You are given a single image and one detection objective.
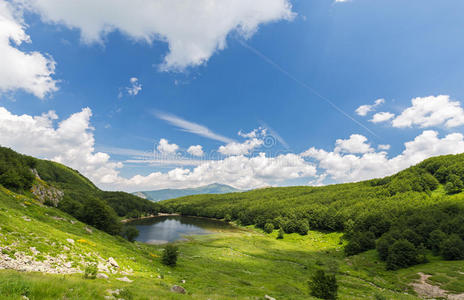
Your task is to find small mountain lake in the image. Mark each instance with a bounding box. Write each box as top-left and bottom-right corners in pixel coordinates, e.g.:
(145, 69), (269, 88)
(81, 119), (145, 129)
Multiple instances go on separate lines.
(131, 216), (235, 244)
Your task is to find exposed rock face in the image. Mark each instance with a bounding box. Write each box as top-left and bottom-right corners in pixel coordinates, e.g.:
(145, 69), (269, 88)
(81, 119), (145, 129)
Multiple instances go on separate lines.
(171, 285), (186, 294)
(0, 246), (80, 274)
(30, 171), (64, 207)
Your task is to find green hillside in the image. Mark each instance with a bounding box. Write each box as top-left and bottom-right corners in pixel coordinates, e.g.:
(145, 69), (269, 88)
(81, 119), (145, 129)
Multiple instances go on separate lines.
(0, 146), (160, 235)
(161, 153), (464, 269)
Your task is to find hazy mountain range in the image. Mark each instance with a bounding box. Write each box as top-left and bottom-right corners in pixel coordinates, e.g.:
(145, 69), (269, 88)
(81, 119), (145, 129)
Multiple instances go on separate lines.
(133, 183), (242, 202)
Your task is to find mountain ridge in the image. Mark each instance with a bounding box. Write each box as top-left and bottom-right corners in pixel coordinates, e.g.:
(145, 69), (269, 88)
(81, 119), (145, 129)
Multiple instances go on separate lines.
(133, 183), (242, 202)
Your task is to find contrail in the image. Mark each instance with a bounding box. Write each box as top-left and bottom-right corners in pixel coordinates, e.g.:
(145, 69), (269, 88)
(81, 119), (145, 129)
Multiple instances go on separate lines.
(238, 40), (379, 139)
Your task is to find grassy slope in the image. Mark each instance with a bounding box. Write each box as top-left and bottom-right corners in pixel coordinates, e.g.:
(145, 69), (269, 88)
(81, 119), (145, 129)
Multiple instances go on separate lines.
(2, 185), (464, 299)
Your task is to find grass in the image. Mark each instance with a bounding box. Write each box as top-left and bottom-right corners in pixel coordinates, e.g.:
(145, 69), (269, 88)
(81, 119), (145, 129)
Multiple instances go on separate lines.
(1, 186), (464, 299)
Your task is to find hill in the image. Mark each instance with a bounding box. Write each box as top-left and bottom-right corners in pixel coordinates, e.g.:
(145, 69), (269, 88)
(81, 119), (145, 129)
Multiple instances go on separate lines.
(161, 153), (464, 270)
(0, 146), (160, 235)
(133, 183), (241, 202)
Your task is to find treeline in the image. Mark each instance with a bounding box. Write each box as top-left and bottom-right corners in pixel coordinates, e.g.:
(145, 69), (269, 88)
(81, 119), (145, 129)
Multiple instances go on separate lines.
(160, 153), (464, 269)
(0, 147), (36, 192)
(0, 146), (160, 235)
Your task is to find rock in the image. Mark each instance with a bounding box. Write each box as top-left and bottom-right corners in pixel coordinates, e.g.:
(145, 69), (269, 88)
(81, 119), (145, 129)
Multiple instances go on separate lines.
(120, 271), (129, 275)
(66, 239), (74, 244)
(116, 276), (133, 283)
(171, 285), (186, 294)
(108, 257), (119, 268)
(85, 227), (93, 234)
(181, 279), (186, 284)
(22, 216), (31, 222)
(97, 273), (109, 279)
(30, 247), (40, 255)
(265, 295), (276, 300)
(63, 246), (70, 251)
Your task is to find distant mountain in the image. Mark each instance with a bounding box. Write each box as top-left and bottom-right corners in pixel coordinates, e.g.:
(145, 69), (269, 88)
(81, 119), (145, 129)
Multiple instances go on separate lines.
(133, 183), (242, 202)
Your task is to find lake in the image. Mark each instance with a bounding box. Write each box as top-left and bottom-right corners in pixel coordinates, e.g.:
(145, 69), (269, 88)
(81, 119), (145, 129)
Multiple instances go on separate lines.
(131, 216), (235, 244)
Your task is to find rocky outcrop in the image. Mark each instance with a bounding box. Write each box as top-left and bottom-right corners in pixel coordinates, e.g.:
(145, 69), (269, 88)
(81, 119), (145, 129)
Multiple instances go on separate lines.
(30, 173), (64, 207)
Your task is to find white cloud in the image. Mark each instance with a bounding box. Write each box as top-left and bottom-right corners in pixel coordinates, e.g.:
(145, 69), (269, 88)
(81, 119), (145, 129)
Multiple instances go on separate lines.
(334, 134), (373, 154)
(20, 0), (295, 71)
(0, 106), (121, 185)
(370, 112), (395, 123)
(157, 138), (178, 154)
(121, 153), (317, 191)
(302, 130), (464, 183)
(0, 1), (57, 98)
(155, 111), (234, 143)
(355, 98), (384, 116)
(127, 77), (142, 96)
(392, 95), (464, 128)
(187, 145), (204, 157)
(378, 144), (391, 150)
(219, 138), (264, 156)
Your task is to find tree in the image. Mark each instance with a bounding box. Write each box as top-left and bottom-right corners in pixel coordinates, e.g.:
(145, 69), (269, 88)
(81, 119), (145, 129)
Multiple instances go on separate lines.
(386, 239), (418, 270)
(428, 230), (446, 255)
(445, 174), (464, 194)
(122, 225), (139, 242)
(309, 270), (338, 299)
(264, 223), (274, 234)
(161, 244), (179, 266)
(277, 227), (284, 239)
(297, 220), (309, 235)
(441, 234), (464, 260)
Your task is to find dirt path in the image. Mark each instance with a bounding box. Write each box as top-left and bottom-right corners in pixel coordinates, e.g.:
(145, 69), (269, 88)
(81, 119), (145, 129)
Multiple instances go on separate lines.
(411, 272), (464, 299)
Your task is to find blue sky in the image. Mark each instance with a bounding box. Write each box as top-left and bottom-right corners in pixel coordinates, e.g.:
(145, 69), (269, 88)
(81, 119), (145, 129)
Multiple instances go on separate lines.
(1, 0), (464, 191)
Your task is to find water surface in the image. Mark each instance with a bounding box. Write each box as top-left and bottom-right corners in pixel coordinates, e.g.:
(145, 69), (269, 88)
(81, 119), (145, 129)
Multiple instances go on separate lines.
(132, 216), (234, 244)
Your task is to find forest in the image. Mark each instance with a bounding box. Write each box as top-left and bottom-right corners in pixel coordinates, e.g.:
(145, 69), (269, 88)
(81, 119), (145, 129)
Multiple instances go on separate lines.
(161, 153), (464, 270)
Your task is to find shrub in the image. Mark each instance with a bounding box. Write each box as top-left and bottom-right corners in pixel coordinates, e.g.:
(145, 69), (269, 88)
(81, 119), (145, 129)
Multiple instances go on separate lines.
(161, 245), (179, 266)
(386, 239), (418, 270)
(84, 264), (97, 279)
(428, 229), (447, 255)
(309, 269), (338, 300)
(297, 220), (309, 235)
(264, 223), (274, 234)
(122, 225), (139, 242)
(441, 234), (464, 260)
(277, 227), (284, 239)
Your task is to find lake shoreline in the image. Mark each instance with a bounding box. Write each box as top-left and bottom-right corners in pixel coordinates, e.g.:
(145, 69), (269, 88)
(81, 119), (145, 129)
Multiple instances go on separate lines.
(121, 213), (180, 223)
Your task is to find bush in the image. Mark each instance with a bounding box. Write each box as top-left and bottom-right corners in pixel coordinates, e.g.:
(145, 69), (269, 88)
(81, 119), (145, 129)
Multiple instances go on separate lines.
(122, 225), (139, 242)
(277, 227), (284, 239)
(264, 223), (274, 234)
(297, 220), (309, 235)
(161, 245), (179, 266)
(428, 229), (447, 255)
(309, 269), (338, 299)
(441, 234), (464, 260)
(386, 239), (418, 270)
(84, 264), (97, 279)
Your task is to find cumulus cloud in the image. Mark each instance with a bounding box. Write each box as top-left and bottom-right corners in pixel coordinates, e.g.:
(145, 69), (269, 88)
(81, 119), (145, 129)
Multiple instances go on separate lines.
(0, 106), (121, 185)
(19, 0), (295, 71)
(302, 131), (464, 183)
(370, 112), (395, 123)
(392, 95), (464, 128)
(187, 145), (204, 157)
(378, 144), (391, 150)
(122, 153), (317, 191)
(334, 134), (373, 154)
(355, 98), (384, 116)
(219, 138), (264, 156)
(157, 138), (179, 154)
(0, 1), (57, 98)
